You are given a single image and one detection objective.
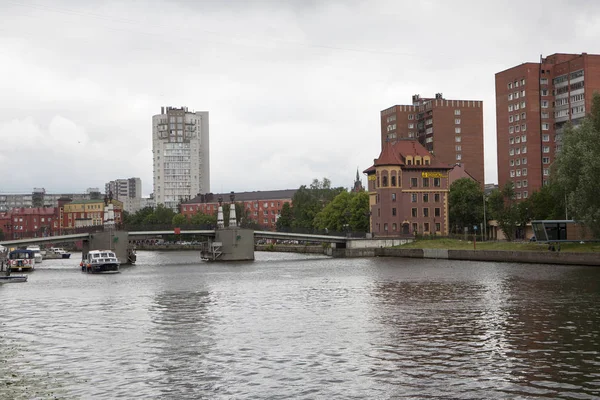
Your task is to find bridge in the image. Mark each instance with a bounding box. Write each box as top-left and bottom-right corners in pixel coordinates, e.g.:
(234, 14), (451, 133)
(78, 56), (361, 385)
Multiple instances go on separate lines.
(0, 229), (350, 263)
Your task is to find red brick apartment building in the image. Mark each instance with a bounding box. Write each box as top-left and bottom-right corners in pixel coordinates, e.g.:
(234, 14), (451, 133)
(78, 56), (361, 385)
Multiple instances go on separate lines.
(495, 52), (600, 199)
(380, 94), (484, 186)
(181, 190), (297, 230)
(364, 139), (454, 237)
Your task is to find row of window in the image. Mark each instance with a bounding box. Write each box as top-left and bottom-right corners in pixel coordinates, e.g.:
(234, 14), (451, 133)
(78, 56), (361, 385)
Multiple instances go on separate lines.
(508, 102), (526, 112)
(509, 135), (527, 145)
(509, 124), (527, 134)
(509, 146), (527, 156)
(381, 222), (441, 233)
(507, 79), (526, 89)
(379, 176), (441, 188)
(508, 90), (526, 100)
(510, 169), (528, 178)
(509, 157), (527, 167)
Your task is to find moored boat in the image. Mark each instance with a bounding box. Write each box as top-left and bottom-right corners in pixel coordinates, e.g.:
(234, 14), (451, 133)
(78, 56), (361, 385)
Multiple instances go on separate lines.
(26, 245), (43, 263)
(81, 250), (120, 274)
(0, 275), (28, 284)
(7, 249), (36, 272)
(45, 247), (72, 259)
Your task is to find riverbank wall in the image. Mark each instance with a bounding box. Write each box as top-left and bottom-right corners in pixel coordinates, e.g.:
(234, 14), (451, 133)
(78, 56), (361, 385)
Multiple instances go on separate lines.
(330, 247), (600, 266)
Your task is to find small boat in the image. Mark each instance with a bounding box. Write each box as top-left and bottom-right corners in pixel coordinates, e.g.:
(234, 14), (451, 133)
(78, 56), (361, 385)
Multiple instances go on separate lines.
(81, 250), (120, 274)
(0, 275), (28, 284)
(45, 247), (72, 259)
(7, 249), (36, 272)
(26, 245), (43, 263)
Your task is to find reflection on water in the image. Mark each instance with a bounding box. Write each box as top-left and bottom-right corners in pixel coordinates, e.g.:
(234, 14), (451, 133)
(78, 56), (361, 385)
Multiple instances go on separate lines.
(0, 253), (598, 399)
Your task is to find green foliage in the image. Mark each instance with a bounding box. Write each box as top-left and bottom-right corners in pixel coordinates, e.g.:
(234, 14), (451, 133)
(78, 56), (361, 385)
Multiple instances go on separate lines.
(488, 183), (518, 241)
(172, 213), (187, 227)
(554, 92), (600, 238)
(291, 178), (345, 231)
(313, 191), (369, 232)
(528, 182), (566, 220)
(222, 202), (245, 227)
(276, 202), (293, 231)
(190, 211), (217, 227)
(0, 229), (4, 241)
(448, 178), (484, 233)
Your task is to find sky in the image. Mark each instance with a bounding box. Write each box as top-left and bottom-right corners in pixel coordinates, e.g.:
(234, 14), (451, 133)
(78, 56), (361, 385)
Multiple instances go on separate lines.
(2, 0), (600, 197)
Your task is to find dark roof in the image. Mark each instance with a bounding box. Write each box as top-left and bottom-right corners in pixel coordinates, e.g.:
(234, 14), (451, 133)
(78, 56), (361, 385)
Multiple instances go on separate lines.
(363, 139), (451, 173)
(183, 189), (298, 205)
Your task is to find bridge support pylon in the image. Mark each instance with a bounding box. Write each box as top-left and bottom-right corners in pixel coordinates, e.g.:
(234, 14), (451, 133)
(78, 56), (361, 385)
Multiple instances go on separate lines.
(83, 231), (134, 265)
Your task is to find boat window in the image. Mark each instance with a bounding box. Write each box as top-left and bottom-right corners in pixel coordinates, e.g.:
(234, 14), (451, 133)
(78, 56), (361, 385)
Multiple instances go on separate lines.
(101, 253), (109, 257)
(93, 254), (100, 258)
(109, 252), (115, 257)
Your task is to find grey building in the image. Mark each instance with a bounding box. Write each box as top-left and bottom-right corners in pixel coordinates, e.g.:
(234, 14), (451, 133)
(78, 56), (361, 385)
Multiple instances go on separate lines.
(105, 178), (142, 214)
(152, 106), (210, 211)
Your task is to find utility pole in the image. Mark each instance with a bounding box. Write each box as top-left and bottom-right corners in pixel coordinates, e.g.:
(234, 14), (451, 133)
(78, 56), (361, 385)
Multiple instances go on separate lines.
(483, 192), (487, 241)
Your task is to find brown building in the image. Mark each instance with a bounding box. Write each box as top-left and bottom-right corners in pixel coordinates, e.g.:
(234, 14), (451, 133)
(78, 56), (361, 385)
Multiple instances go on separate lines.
(181, 189), (297, 231)
(495, 52), (600, 199)
(364, 139), (454, 237)
(380, 94), (484, 185)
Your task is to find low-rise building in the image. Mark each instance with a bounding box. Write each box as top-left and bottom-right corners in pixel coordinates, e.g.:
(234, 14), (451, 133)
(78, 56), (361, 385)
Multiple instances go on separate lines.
(181, 190), (297, 230)
(364, 139), (454, 237)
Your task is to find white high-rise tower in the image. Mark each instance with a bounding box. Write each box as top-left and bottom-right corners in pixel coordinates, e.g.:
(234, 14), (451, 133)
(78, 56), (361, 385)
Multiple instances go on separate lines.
(152, 106), (210, 211)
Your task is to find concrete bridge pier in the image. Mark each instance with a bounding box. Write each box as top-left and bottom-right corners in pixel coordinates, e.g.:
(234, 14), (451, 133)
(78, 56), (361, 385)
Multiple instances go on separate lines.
(83, 231), (134, 265)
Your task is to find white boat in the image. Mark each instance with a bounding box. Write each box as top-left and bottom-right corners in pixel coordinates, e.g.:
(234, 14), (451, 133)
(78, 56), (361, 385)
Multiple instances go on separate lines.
(6, 249), (36, 272)
(0, 275), (28, 284)
(45, 247), (72, 259)
(81, 250), (120, 274)
(26, 245), (43, 263)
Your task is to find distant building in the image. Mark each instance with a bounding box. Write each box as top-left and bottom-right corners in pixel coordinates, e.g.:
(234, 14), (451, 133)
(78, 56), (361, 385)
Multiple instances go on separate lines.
(152, 106), (210, 211)
(61, 199), (123, 231)
(364, 139), (455, 237)
(381, 93), (484, 186)
(495, 52), (600, 199)
(352, 169), (364, 193)
(0, 189), (99, 212)
(105, 178), (142, 214)
(181, 189), (297, 230)
(0, 208), (58, 239)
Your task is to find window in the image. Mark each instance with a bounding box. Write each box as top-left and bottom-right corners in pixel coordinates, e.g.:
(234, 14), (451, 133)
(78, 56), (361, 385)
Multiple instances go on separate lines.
(411, 178), (418, 187)
(423, 194), (429, 203)
(391, 176), (396, 186)
(454, 109), (461, 115)
(509, 137), (514, 144)
(455, 136), (462, 142)
(509, 115), (514, 123)
(541, 89), (548, 96)
(508, 105), (514, 112)
(455, 119), (461, 124)
(508, 94), (513, 100)
(456, 154), (462, 160)
(392, 223), (397, 231)
(509, 148), (514, 156)
(424, 222), (430, 232)
(521, 135), (527, 142)
(521, 79), (525, 85)
(515, 125), (520, 132)
(423, 208), (429, 217)
(435, 223), (441, 232)
(523, 180), (528, 187)
(411, 193), (417, 202)
(540, 78), (548, 85)
(541, 100), (549, 108)
(510, 159), (514, 166)
(434, 207), (440, 217)
(392, 208), (397, 216)
(508, 82), (513, 89)
(411, 208), (417, 217)
(516, 181), (521, 188)
(523, 191), (528, 199)
(543, 157), (550, 164)
(392, 193), (396, 202)
(522, 168), (527, 176)
(408, 114), (414, 120)
(516, 159), (521, 166)
(522, 124), (527, 132)
(542, 134), (550, 142)
(515, 136), (520, 144)
(515, 92), (519, 99)
(521, 112), (526, 120)
(412, 223), (418, 233)
(455, 145), (462, 151)
(542, 112), (549, 119)
(384, 223), (388, 231)
(510, 170), (515, 177)
(434, 178), (440, 187)
(434, 193), (440, 202)
(423, 178), (430, 187)
(382, 176), (388, 187)
(543, 146), (550, 153)
(509, 126), (514, 134)
(515, 114), (520, 121)
(542, 123), (550, 130)
(543, 168), (549, 176)
(522, 158), (527, 165)
(455, 127), (461, 134)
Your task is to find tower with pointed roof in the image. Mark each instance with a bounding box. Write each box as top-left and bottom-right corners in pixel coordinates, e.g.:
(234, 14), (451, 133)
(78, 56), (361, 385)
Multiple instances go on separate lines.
(352, 169), (364, 193)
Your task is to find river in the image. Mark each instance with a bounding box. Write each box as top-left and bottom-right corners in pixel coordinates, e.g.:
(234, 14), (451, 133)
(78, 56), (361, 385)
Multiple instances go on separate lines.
(0, 251), (599, 399)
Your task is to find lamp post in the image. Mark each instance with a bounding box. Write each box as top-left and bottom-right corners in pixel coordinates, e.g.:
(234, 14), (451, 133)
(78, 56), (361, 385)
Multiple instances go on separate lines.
(483, 192), (487, 242)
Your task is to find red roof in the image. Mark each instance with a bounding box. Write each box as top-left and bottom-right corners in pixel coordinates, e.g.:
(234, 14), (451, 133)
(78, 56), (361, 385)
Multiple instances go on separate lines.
(364, 139), (451, 173)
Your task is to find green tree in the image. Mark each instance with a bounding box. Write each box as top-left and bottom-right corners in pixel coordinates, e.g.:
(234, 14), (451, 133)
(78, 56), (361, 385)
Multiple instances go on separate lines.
(554, 92), (600, 238)
(448, 178), (484, 234)
(313, 191), (370, 233)
(0, 229), (5, 241)
(190, 211), (217, 228)
(291, 178), (345, 231)
(172, 213), (187, 227)
(276, 202), (293, 232)
(488, 183), (519, 241)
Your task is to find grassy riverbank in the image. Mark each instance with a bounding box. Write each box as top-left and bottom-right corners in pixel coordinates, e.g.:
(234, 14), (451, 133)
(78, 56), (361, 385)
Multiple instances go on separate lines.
(398, 238), (600, 253)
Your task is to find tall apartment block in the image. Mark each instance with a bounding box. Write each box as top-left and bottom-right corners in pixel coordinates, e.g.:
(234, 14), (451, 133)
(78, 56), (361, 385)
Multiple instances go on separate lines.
(105, 178), (142, 214)
(495, 53), (600, 199)
(152, 106), (210, 211)
(380, 94), (484, 185)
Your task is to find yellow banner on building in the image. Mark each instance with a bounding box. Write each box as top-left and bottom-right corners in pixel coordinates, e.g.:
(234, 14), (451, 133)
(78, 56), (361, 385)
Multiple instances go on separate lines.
(421, 172), (447, 178)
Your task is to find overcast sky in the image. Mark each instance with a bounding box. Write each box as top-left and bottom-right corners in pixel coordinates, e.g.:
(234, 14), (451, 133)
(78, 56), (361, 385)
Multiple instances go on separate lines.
(2, 0), (600, 197)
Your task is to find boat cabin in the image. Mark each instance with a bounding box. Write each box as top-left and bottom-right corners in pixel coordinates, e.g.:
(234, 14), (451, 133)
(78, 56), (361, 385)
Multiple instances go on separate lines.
(8, 250), (36, 271)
